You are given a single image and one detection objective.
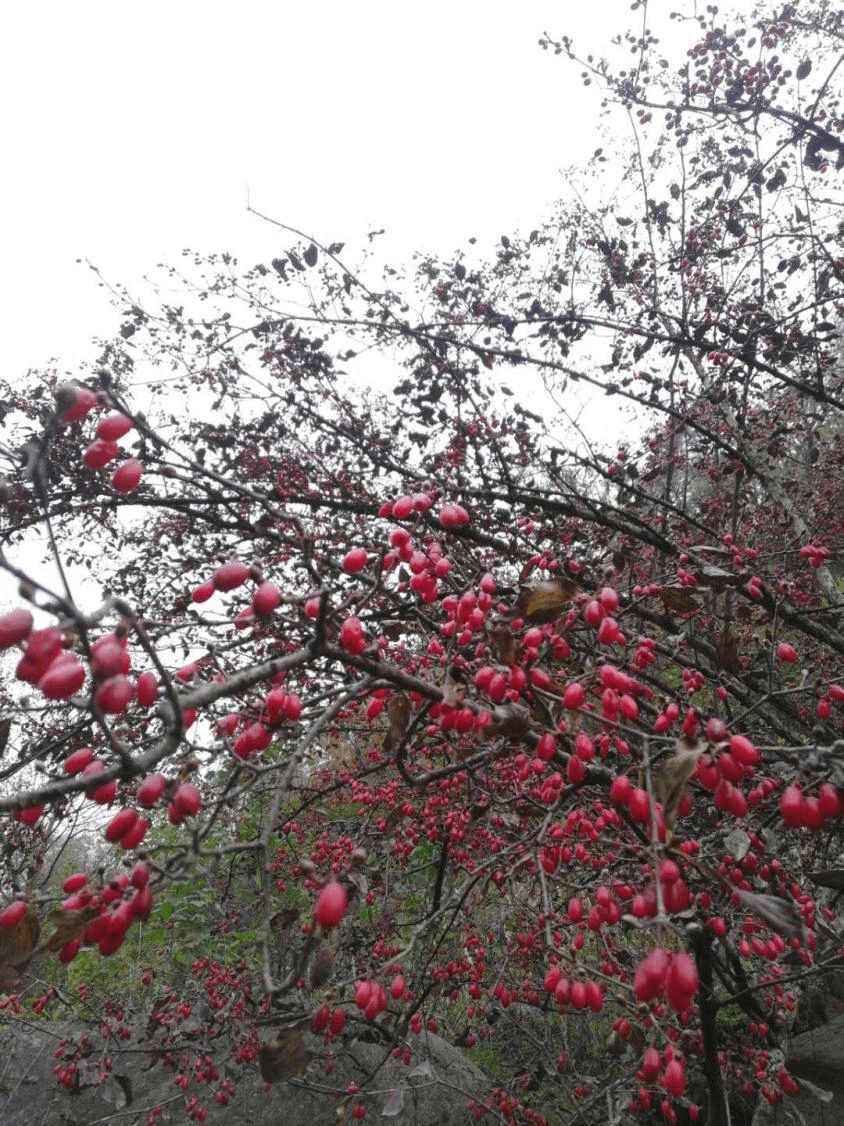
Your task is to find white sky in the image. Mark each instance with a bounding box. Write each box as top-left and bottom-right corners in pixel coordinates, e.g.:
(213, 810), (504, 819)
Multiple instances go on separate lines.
(0, 0), (638, 377)
(0, 0), (651, 609)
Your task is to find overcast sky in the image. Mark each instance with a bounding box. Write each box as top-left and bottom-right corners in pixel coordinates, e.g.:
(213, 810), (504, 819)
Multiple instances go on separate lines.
(0, 1), (639, 377)
(0, 1), (653, 608)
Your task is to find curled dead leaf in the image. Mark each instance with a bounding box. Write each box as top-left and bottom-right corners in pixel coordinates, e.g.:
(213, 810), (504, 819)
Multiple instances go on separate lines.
(41, 906), (99, 954)
(514, 578), (579, 625)
(310, 942), (334, 988)
(659, 586), (700, 614)
(653, 740), (703, 833)
(489, 703), (531, 739)
(258, 1026), (309, 1083)
(382, 805), (404, 838)
(0, 906), (39, 989)
(714, 628), (740, 673)
(809, 870), (844, 891)
(270, 907), (301, 935)
(384, 693), (411, 755)
(492, 626), (518, 666)
(736, 890), (806, 943)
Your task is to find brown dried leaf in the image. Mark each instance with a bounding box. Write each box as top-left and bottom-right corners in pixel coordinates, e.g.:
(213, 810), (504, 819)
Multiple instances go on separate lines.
(384, 693), (411, 755)
(40, 906), (99, 954)
(659, 586), (700, 614)
(693, 565), (746, 593)
(258, 1026), (309, 1083)
(492, 626), (518, 666)
(714, 628), (740, 673)
(310, 942), (334, 988)
(809, 870), (844, 891)
(0, 906), (39, 988)
(489, 703), (531, 739)
(270, 907), (301, 935)
(441, 667), (463, 708)
(515, 578), (580, 625)
(736, 890), (806, 943)
(382, 805), (404, 838)
(654, 740), (703, 833)
(0, 718), (11, 756)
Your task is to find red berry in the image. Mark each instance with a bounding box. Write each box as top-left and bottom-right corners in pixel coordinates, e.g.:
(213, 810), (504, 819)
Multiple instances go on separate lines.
(563, 682), (586, 710)
(818, 783), (844, 820)
(343, 548), (368, 573)
(59, 939), (82, 964)
(664, 1058), (685, 1097)
(97, 412), (133, 440)
(665, 952), (698, 1011)
(610, 774), (632, 807)
(314, 881), (348, 927)
(64, 747), (93, 775)
(111, 458), (143, 493)
(780, 784), (804, 828)
(213, 561), (251, 592)
(628, 787), (650, 823)
(536, 733), (556, 762)
(633, 948), (670, 1003)
(776, 642), (798, 663)
(390, 974), (405, 999)
(0, 901), (27, 929)
(0, 609), (33, 649)
(105, 807), (139, 843)
(192, 580), (215, 603)
(14, 805), (44, 826)
(119, 817), (149, 850)
(729, 734), (759, 765)
(340, 616), (366, 654)
(136, 670), (159, 707)
(62, 873), (88, 894)
(39, 657), (85, 700)
(641, 1046), (661, 1083)
(57, 384), (96, 423)
(252, 581), (281, 616)
(438, 503), (470, 529)
(137, 773), (167, 807)
(84, 439), (120, 470)
(312, 1003), (331, 1033)
(174, 782), (201, 817)
(95, 674), (133, 714)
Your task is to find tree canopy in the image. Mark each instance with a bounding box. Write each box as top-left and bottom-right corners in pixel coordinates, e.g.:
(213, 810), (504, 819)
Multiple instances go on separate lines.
(1, 3), (844, 1124)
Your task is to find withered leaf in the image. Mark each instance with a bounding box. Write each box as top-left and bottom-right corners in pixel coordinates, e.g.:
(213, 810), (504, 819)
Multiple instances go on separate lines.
(809, 870), (844, 891)
(659, 586), (700, 614)
(693, 565), (745, 593)
(736, 890), (806, 943)
(492, 626), (518, 666)
(0, 717), (11, 756)
(270, 907), (301, 935)
(381, 1088), (405, 1116)
(384, 693), (411, 755)
(382, 805), (404, 838)
(0, 906), (39, 989)
(258, 1026), (309, 1083)
(441, 667), (463, 708)
(714, 628), (740, 673)
(515, 578), (579, 625)
(654, 740), (703, 833)
(489, 703), (531, 739)
(310, 942), (334, 988)
(40, 906), (99, 953)
(723, 827), (751, 862)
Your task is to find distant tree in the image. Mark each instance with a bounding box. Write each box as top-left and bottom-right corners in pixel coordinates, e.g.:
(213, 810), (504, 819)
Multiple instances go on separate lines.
(1, 3), (843, 1123)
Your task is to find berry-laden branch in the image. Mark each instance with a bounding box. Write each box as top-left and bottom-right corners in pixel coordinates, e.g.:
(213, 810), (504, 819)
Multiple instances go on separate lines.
(1, 5), (844, 1123)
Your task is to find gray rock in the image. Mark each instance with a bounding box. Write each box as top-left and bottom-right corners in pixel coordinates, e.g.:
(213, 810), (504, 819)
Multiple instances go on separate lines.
(0, 1020), (488, 1125)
